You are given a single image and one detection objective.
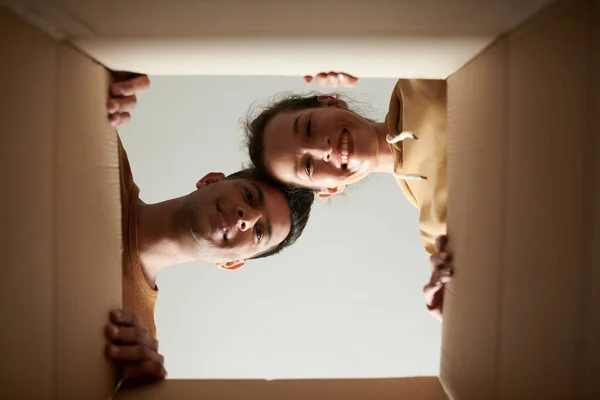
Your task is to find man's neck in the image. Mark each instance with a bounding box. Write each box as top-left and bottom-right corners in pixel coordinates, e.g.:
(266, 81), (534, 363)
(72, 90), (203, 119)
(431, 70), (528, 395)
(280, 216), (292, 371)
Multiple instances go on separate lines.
(135, 198), (196, 287)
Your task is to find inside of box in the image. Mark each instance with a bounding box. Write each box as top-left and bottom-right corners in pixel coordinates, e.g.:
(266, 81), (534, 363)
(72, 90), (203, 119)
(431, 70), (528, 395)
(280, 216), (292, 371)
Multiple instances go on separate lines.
(2, 0), (599, 399)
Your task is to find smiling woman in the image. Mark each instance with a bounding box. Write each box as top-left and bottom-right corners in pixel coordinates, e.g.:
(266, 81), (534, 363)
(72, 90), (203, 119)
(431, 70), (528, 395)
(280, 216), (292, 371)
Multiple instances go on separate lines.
(245, 80), (447, 258)
(257, 94), (388, 193)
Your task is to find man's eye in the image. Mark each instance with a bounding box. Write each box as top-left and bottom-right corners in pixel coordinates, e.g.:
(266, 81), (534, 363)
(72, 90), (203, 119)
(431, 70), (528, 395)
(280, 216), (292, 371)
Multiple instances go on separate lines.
(244, 188), (253, 205)
(305, 157), (312, 177)
(255, 227), (263, 243)
(306, 118), (312, 138)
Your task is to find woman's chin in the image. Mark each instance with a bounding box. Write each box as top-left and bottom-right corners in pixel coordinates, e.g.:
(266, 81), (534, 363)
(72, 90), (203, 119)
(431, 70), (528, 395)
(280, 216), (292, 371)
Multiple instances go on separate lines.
(350, 158), (372, 175)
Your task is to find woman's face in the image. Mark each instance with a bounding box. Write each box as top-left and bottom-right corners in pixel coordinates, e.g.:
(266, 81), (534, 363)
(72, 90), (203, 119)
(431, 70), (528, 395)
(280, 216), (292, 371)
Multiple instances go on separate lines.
(262, 98), (380, 198)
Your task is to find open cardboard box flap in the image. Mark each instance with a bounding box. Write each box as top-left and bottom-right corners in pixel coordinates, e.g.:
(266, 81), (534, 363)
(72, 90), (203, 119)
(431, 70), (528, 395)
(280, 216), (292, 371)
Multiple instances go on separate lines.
(1, 0), (598, 398)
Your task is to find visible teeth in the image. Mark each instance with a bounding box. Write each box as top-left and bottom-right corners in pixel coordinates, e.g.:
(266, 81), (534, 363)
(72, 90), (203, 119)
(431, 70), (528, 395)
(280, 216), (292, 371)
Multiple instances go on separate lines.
(341, 131), (349, 166)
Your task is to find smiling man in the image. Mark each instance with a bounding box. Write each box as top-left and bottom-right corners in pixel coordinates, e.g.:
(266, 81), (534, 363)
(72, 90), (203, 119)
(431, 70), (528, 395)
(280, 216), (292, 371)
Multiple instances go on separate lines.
(103, 73), (315, 382)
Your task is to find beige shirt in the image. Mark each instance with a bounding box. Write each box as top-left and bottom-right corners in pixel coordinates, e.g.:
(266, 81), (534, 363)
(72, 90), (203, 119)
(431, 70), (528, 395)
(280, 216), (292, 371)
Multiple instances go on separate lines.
(119, 137), (158, 338)
(385, 79), (448, 257)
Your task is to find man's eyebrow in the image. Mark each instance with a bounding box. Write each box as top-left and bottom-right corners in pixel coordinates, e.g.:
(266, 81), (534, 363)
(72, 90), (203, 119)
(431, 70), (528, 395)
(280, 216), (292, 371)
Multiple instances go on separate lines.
(250, 182), (272, 245)
(292, 113), (303, 179)
(293, 114), (301, 136)
(251, 182), (264, 205)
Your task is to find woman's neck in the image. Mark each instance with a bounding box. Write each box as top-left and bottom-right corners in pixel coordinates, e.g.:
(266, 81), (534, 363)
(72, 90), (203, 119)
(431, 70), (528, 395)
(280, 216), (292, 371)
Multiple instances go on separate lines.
(372, 122), (396, 173)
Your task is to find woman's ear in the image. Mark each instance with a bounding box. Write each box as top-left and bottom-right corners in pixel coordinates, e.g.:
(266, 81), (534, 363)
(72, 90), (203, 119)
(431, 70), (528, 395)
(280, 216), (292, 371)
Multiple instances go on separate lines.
(197, 172), (226, 189)
(317, 186), (345, 199)
(317, 95), (349, 110)
(216, 260), (246, 271)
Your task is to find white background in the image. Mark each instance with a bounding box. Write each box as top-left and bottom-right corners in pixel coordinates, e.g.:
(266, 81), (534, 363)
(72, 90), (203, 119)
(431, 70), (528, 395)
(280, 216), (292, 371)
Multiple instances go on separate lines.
(119, 75), (441, 380)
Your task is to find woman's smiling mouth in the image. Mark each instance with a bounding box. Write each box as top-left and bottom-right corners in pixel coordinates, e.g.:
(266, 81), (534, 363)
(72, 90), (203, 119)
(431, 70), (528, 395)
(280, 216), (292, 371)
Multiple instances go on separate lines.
(337, 129), (353, 169)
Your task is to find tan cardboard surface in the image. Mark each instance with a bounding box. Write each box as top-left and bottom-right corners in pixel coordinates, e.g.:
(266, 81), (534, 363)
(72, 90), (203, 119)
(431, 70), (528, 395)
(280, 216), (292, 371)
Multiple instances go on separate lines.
(0, 8), (57, 398)
(442, 37), (509, 400)
(117, 377), (447, 400)
(443, 0), (600, 398)
(54, 43), (122, 399)
(499, 0), (589, 396)
(0, 8), (122, 399)
(5, 0), (554, 78)
(581, 1), (600, 397)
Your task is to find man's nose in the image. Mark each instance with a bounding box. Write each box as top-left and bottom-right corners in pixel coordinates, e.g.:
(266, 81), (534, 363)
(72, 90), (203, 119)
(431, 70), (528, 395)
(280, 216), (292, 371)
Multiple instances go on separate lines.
(235, 207), (260, 232)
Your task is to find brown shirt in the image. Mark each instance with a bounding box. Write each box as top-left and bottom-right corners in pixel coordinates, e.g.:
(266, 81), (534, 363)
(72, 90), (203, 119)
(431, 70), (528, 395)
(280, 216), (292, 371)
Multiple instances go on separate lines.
(385, 79), (448, 257)
(119, 137), (158, 338)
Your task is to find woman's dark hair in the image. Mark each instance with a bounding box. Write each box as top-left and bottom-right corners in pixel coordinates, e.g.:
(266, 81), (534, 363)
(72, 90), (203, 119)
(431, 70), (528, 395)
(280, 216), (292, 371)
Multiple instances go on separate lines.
(225, 168), (314, 259)
(244, 93), (326, 182)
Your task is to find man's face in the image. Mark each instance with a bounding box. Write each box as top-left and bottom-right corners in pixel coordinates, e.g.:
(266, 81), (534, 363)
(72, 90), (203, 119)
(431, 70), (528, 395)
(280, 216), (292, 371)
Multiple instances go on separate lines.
(184, 173), (291, 269)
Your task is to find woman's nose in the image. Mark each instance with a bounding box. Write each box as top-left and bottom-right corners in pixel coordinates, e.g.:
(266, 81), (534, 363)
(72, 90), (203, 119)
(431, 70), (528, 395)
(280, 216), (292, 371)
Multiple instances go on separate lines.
(314, 135), (332, 162)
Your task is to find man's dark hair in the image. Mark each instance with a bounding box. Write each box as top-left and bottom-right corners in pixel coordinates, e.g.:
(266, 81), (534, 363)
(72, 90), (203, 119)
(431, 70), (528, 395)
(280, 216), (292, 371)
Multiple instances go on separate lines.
(225, 168), (314, 259)
(244, 93), (324, 182)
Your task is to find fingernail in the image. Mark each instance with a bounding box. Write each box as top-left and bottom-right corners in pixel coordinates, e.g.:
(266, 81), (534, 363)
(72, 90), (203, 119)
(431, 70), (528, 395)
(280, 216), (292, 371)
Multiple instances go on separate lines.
(109, 115), (119, 127)
(119, 85), (131, 95)
(107, 100), (117, 112)
(109, 345), (119, 356)
(110, 326), (119, 336)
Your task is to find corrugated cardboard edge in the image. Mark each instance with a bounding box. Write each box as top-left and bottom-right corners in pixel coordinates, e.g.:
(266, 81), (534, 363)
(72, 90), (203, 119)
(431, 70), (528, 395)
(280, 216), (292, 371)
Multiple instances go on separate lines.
(116, 377), (448, 400)
(54, 42), (122, 399)
(443, 34), (509, 400)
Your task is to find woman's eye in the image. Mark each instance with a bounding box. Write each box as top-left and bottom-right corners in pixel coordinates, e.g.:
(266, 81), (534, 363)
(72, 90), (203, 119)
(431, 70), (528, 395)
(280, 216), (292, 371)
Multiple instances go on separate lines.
(305, 157), (312, 177)
(306, 118), (312, 138)
(255, 227), (263, 243)
(244, 188), (253, 205)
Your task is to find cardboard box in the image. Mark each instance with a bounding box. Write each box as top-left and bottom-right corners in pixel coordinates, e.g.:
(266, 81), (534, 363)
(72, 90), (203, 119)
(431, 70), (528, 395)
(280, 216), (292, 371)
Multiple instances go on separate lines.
(0, 8), (121, 400)
(0, 0), (598, 398)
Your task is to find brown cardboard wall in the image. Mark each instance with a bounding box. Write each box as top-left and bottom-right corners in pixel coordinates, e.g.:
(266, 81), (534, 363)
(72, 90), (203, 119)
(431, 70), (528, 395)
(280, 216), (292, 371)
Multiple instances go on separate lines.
(444, 0), (600, 398)
(442, 36), (509, 400)
(582, 1), (600, 397)
(54, 43), (122, 399)
(0, 8), (57, 398)
(5, 0), (555, 79)
(117, 377), (447, 400)
(499, 0), (589, 396)
(0, 9), (121, 399)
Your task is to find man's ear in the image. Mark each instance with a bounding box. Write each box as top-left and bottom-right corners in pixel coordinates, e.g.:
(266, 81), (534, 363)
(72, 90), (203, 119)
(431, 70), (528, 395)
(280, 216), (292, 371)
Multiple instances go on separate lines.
(317, 186), (345, 199)
(197, 172), (225, 189)
(317, 95), (349, 110)
(216, 260), (246, 271)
